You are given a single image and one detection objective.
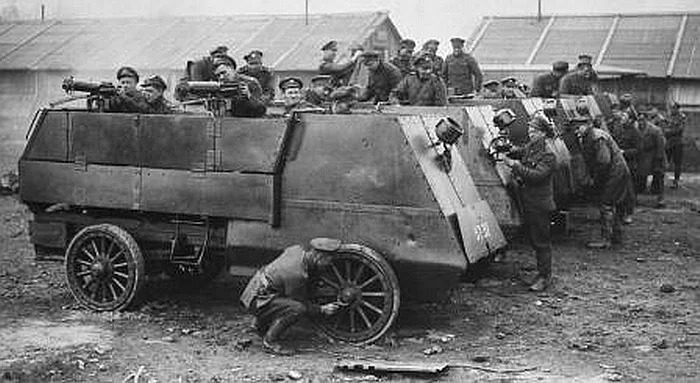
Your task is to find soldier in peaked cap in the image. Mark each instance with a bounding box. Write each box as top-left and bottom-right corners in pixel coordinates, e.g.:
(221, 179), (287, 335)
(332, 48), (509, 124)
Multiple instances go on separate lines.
(391, 54), (447, 106)
(413, 39), (444, 77)
(319, 40), (363, 88)
(358, 51), (402, 104)
(502, 112), (557, 292)
(107, 66), (149, 113)
(239, 50), (275, 105)
(278, 77), (319, 114)
(141, 75), (174, 114)
(305, 74), (333, 107)
(531, 61), (569, 98)
(480, 79), (502, 99)
(390, 38), (417, 78)
(442, 37), (483, 96)
(211, 55), (267, 117)
(240, 238), (343, 355)
(500, 76), (526, 98)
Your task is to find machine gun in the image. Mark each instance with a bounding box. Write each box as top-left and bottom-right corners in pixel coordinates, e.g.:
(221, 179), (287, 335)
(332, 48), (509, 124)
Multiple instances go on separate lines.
(175, 80), (251, 116)
(54, 77), (118, 111)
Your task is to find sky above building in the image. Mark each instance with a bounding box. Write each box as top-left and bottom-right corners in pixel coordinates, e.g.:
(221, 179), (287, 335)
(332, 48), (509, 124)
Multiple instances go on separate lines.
(4, 0), (700, 55)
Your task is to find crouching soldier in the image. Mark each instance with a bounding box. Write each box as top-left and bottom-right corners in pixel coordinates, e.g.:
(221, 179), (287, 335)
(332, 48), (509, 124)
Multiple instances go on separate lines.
(240, 238), (342, 355)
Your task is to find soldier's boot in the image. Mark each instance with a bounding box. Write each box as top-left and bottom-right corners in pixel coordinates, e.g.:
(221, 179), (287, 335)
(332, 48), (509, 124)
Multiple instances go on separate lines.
(655, 193), (666, 208)
(670, 178), (679, 189)
(262, 314), (299, 356)
(587, 207), (614, 249)
(611, 209), (623, 246)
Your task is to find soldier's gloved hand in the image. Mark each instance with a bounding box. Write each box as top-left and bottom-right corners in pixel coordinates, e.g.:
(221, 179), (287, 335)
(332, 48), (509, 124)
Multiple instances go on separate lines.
(320, 302), (341, 316)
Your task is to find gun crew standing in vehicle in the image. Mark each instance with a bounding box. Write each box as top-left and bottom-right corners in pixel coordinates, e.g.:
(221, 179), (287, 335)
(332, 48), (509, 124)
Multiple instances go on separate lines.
(391, 55), (447, 106)
(238, 50), (276, 105)
(357, 51), (402, 104)
(530, 61), (569, 98)
(319, 40), (363, 88)
(442, 37), (483, 96)
(390, 39), (417, 78)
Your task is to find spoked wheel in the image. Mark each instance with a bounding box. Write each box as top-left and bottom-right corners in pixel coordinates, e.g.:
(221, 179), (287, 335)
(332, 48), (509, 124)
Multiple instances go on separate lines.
(65, 224), (145, 311)
(312, 244), (400, 345)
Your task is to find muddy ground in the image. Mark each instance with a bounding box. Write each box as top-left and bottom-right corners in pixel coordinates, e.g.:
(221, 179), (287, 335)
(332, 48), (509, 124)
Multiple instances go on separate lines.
(1, 137), (699, 382)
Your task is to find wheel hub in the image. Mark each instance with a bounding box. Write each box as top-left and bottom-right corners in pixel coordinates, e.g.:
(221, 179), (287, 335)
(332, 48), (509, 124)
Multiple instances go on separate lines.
(339, 285), (361, 305)
(90, 259), (111, 279)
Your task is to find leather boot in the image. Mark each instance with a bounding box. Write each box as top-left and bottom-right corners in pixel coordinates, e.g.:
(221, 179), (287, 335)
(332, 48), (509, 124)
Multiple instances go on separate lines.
(261, 315), (299, 356)
(588, 207), (613, 249)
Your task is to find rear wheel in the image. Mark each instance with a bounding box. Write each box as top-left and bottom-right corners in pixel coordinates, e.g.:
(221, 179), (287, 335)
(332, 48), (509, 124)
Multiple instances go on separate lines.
(65, 224), (145, 311)
(312, 244), (400, 345)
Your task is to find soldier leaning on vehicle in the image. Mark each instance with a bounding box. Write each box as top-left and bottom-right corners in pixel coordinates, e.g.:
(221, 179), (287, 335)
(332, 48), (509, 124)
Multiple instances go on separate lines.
(391, 55), (447, 106)
(502, 112), (557, 292)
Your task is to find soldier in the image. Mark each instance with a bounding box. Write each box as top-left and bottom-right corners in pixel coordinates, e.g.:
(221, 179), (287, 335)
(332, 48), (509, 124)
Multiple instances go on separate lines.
(240, 238), (342, 355)
(304, 75), (333, 107)
(609, 110), (642, 223)
(530, 61), (569, 98)
(107, 66), (149, 113)
(577, 54), (599, 82)
(390, 39), (416, 78)
(184, 45), (232, 82)
(619, 94), (638, 122)
(319, 40), (363, 88)
(415, 39), (444, 77)
(141, 75), (174, 114)
(357, 51), (402, 104)
(278, 77), (319, 114)
(329, 86), (358, 114)
(559, 58), (595, 96)
(212, 55), (267, 117)
(664, 102), (686, 189)
(502, 113), (557, 292)
(391, 55), (447, 106)
(480, 80), (502, 99)
(636, 106), (667, 208)
(238, 50), (275, 105)
(500, 77), (526, 99)
(442, 37), (483, 96)
(576, 114), (633, 248)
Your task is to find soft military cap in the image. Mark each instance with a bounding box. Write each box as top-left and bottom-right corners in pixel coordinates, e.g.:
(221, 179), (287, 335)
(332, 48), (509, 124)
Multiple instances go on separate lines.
(212, 55), (237, 70)
(142, 75), (167, 91)
(450, 37), (465, 46)
(310, 237), (341, 252)
(500, 76), (517, 85)
(210, 45), (229, 57)
(400, 39), (416, 49)
(321, 40), (338, 51)
(483, 79), (500, 88)
(116, 66), (139, 81)
(423, 39), (440, 48)
(578, 54), (593, 63)
(552, 61), (569, 71)
(278, 77), (303, 91)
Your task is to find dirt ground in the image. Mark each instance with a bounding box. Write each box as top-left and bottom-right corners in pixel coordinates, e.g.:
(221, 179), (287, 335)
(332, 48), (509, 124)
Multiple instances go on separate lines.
(1, 136), (700, 382)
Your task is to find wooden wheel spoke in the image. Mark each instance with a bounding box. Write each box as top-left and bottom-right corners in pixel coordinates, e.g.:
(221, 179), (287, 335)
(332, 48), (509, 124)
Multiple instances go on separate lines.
(361, 300), (384, 316)
(108, 282), (118, 302)
(113, 277), (126, 293)
(330, 263), (345, 284)
(112, 262), (128, 269)
(320, 276), (340, 290)
(345, 260), (352, 281)
(109, 250), (125, 263)
(76, 269), (92, 277)
(81, 248), (96, 261)
(77, 259), (92, 267)
(113, 271), (129, 280)
(91, 240), (101, 258)
(352, 263), (365, 283)
(356, 306), (373, 329)
(350, 307), (356, 333)
(104, 240), (116, 261)
(361, 292), (386, 298)
(359, 274), (380, 289)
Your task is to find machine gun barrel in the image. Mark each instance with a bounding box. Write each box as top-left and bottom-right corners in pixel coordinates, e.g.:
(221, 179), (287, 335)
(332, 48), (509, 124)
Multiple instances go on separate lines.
(62, 77), (117, 96)
(177, 80), (249, 100)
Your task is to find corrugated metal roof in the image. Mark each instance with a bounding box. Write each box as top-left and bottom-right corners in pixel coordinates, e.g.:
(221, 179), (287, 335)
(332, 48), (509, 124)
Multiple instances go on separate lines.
(0, 12), (395, 72)
(468, 12), (700, 78)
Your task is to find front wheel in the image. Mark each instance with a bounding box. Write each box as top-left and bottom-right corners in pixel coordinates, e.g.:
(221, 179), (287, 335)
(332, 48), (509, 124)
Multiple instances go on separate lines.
(65, 224), (145, 311)
(312, 244), (400, 345)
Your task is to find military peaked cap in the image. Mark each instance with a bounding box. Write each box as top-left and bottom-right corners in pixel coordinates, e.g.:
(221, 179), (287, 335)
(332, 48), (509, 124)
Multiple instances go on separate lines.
(423, 39), (440, 48)
(400, 39), (416, 49)
(412, 54), (433, 67)
(142, 75), (167, 91)
(278, 77), (303, 91)
(321, 40), (338, 51)
(483, 79), (500, 88)
(116, 66), (139, 81)
(578, 54), (593, 63)
(244, 50), (263, 62)
(210, 45), (229, 57)
(552, 61), (569, 71)
(311, 74), (332, 84)
(361, 51), (380, 60)
(450, 37), (465, 46)
(310, 237), (341, 252)
(500, 76), (517, 85)
(212, 55), (237, 70)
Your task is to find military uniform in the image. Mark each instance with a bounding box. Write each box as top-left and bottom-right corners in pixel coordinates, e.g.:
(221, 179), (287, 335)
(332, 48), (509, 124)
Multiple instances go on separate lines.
(636, 119), (667, 205)
(240, 239), (339, 354)
(393, 72), (447, 106)
(360, 60), (402, 104)
(442, 52), (482, 95)
(559, 71), (593, 96)
(580, 126), (633, 245)
(509, 137), (556, 284)
(664, 108), (686, 187)
(531, 72), (562, 98)
(238, 65), (275, 104)
(390, 55), (414, 78)
(107, 89), (149, 113)
(609, 113), (642, 216)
